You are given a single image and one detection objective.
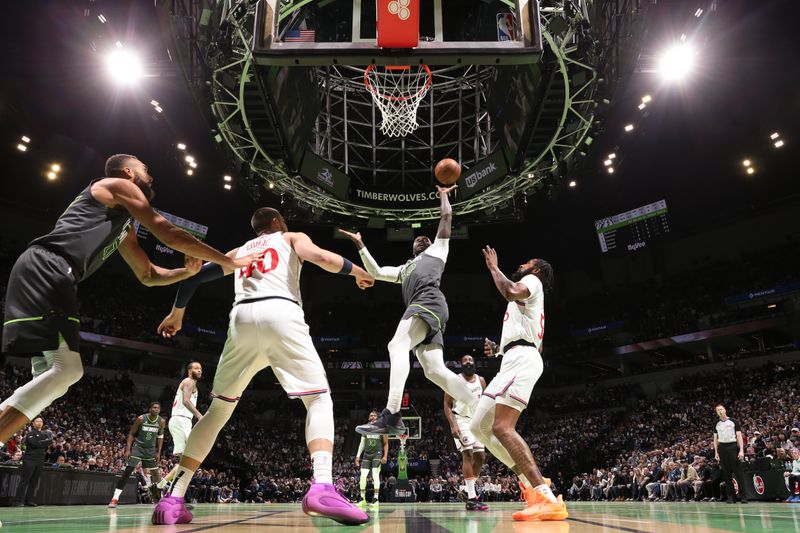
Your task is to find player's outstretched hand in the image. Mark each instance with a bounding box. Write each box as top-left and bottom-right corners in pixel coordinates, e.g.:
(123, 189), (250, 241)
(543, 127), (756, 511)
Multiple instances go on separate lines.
(483, 338), (498, 358)
(436, 184), (457, 196)
(158, 307), (185, 338)
(184, 255), (202, 275)
(482, 245), (499, 270)
(355, 272), (375, 290)
(337, 228), (363, 245)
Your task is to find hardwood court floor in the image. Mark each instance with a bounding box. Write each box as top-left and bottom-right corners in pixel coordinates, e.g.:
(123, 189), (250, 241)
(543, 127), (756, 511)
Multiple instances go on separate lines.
(1, 502), (798, 532)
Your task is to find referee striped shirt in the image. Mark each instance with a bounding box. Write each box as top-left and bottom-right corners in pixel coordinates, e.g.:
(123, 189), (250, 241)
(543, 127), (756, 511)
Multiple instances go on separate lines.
(715, 418), (738, 443)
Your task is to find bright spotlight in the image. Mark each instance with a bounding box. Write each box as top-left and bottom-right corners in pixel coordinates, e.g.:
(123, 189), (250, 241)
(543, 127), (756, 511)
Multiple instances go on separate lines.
(51, 163), (61, 172)
(187, 169), (194, 176)
(105, 50), (144, 85)
(189, 161), (198, 169)
(658, 44), (697, 83)
(150, 100), (159, 106)
(694, 8), (703, 17)
(641, 95), (652, 103)
(624, 124), (634, 132)
(185, 155), (194, 163)
(47, 171), (57, 180)
(638, 103), (647, 110)
(746, 167), (755, 175)
(223, 184), (232, 190)
(742, 159), (751, 167)
(154, 106), (163, 113)
(604, 159), (612, 166)
(774, 140), (784, 148)
(16, 143), (27, 152)
(98, 14), (107, 24)
(268, 182), (275, 189)
(769, 132), (779, 140)
(21, 136), (30, 143)
(223, 175), (232, 182)
(568, 180), (577, 188)
(608, 153), (616, 159)
(607, 167), (615, 174)
(177, 143), (186, 150)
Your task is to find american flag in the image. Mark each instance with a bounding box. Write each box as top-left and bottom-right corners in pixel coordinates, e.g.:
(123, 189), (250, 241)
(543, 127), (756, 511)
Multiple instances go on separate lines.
(284, 30), (316, 42)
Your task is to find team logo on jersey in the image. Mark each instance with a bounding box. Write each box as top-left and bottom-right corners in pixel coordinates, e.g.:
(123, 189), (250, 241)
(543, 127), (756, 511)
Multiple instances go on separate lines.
(753, 474), (765, 495)
(388, 0), (411, 20)
(102, 219), (132, 261)
(399, 260), (417, 282)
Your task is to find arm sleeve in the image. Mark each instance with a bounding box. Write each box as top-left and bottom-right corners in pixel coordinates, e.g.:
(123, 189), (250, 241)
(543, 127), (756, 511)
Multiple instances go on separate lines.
(175, 262), (226, 308)
(358, 248), (402, 283)
(356, 436), (366, 458)
(424, 238), (450, 263)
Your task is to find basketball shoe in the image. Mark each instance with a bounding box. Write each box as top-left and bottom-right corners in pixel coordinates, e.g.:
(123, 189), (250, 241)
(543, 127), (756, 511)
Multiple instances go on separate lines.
(302, 483), (369, 525)
(151, 495), (193, 525)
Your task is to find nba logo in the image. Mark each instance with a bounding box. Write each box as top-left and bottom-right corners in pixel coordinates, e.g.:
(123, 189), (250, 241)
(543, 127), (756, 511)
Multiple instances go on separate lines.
(497, 13), (517, 42)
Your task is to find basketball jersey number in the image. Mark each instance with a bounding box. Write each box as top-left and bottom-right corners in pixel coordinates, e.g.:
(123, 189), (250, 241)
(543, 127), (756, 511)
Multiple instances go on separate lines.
(239, 248), (279, 279)
(538, 313), (545, 341)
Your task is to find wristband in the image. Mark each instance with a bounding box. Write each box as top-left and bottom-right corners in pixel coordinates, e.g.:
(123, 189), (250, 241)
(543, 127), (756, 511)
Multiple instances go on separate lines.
(338, 257), (353, 275)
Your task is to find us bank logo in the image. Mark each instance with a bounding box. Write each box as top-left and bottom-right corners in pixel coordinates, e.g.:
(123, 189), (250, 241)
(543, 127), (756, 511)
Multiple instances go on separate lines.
(464, 162), (498, 188)
(317, 167), (335, 188)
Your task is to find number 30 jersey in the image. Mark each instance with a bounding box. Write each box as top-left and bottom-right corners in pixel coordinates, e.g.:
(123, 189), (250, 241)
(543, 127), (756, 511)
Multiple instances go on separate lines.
(233, 232), (303, 306)
(499, 274), (544, 353)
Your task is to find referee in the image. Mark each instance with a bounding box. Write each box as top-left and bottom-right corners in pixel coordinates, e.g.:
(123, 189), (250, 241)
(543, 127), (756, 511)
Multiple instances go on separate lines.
(713, 404), (748, 504)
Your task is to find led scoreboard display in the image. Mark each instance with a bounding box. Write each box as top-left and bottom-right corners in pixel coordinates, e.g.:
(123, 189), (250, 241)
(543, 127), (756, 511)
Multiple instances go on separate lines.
(595, 199), (670, 253)
(133, 210), (209, 268)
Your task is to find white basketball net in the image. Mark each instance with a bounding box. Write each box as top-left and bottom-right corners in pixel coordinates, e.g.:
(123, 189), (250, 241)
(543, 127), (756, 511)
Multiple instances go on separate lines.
(365, 65), (432, 137)
(398, 434), (409, 449)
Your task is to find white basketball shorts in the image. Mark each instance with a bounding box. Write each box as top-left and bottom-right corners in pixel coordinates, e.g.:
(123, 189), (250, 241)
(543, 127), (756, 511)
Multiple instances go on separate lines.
(453, 414), (485, 453)
(168, 416), (193, 455)
(211, 299), (330, 403)
(482, 345), (543, 412)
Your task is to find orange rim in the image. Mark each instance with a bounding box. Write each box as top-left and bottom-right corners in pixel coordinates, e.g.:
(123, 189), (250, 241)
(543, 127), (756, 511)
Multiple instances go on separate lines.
(364, 64), (432, 102)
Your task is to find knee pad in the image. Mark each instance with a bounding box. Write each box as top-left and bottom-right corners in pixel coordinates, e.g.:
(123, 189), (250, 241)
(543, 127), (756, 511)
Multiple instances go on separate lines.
(301, 393), (334, 444)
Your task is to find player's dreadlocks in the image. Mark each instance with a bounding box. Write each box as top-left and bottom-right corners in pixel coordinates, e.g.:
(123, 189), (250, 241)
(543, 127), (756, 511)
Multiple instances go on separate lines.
(534, 259), (554, 292)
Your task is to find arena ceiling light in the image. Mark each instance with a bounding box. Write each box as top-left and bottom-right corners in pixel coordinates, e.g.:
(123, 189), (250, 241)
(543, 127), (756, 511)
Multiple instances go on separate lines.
(16, 143), (27, 152)
(607, 153), (616, 159)
(774, 140), (784, 148)
(186, 169), (194, 176)
(770, 132), (780, 140)
(21, 135), (30, 143)
(189, 161), (198, 169)
(746, 167), (755, 175)
(568, 180), (577, 188)
(223, 184), (232, 190)
(51, 163), (61, 172)
(742, 159), (751, 167)
(641, 95), (652, 103)
(694, 8), (703, 17)
(658, 43), (697, 83)
(223, 175), (232, 182)
(185, 155), (195, 163)
(177, 143), (186, 150)
(47, 171), (57, 180)
(105, 49), (144, 86)
(98, 14), (107, 23)
(607, 167), (615, 174)
(624, 124), (634, 132)
(638, 103), (647, 110)
(604, 159), (613, 166)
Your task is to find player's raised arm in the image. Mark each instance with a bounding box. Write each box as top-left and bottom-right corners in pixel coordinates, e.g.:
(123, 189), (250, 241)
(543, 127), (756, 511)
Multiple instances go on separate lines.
(118, 230), (202, 287)
(157, 249), (240, 338)
(100, 179), (251, 271)
(289, 232), (374, 289)
(435, 185), (457, 240)
(338, 229), (402, 283)
(482, 246), (531, 302)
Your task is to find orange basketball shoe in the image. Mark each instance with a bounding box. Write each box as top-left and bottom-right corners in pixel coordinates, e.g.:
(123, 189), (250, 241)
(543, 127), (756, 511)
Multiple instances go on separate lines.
(512, 495), (568, 522)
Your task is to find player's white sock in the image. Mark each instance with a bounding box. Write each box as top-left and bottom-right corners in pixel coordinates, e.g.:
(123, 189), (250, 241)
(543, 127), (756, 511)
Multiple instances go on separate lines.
(372, 467), (381, 499)
(359, 469), (368, 498)
(311, 451), (333, 484)
(534, 484), (557, 503)
(112, 488), (123, 501)
(170, 466), (196, 498)
(519, 474), (532, 490)
(465, 478), (477, 499)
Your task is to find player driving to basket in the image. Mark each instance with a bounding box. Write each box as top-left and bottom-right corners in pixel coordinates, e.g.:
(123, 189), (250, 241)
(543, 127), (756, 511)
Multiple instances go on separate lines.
(149, 208), (373, 526)
(339, 185), (482, 436)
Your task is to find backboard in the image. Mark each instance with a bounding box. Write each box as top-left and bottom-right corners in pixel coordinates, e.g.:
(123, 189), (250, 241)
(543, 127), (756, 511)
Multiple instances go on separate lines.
(254, 0), (542, 66)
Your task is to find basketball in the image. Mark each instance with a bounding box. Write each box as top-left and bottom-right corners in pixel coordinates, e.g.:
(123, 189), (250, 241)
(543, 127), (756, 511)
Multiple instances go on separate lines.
(435, 158), (461, 185)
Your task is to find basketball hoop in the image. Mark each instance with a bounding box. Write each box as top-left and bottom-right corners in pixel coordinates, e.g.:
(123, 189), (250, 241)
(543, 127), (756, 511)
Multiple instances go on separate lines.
(364, 64), (432, 137)
(398, 433), (409, 450)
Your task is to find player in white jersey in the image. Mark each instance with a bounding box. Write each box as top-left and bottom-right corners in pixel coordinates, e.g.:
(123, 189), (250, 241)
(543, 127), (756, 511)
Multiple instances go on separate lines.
(469, 246), (567, 522)
(443, 354), (488, 511)
(149, 208), (373, 526)
(157, 361), (203, 493)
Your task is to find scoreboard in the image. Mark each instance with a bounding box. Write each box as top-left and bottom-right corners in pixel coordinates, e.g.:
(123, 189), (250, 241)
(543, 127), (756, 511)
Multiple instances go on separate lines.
(133, 210), (209, 268)
(595, 199), (670, 253)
